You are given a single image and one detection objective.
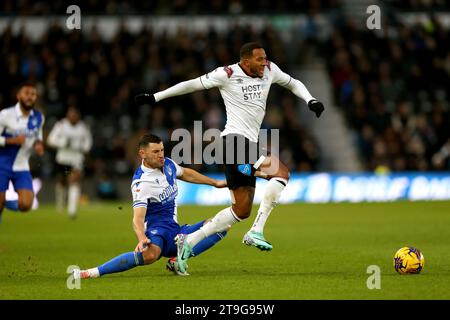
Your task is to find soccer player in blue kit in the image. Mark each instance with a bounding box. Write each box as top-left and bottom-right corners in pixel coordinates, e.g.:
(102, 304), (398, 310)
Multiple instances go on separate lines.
(0, 84), (45, 223)
(73, 134), (227, 278)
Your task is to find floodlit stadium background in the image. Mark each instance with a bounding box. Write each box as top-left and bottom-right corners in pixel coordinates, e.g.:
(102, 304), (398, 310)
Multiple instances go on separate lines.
(0, 0), (449, 204)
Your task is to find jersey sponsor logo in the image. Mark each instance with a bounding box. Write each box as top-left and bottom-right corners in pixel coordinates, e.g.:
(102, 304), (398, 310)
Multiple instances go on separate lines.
(159, 184), (178, 203)
(150, 229), (158, 235)
(241, 84), (264, 93)
(241, 84), (266, 101)
(223, 66), (233, 78)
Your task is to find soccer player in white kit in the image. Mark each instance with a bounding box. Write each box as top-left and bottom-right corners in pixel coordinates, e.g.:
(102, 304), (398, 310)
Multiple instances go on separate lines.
(135, 42), (324, 273)
(47, 107), (92, 218)
(0, 84), (45, 223)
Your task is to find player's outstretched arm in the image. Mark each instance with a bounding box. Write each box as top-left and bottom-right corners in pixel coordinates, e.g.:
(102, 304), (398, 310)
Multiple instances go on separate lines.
(285, 78), (325, 118)
(272, 62), (325, 118)
(134, 78), (205, 107)
(178, 167), (227, 188)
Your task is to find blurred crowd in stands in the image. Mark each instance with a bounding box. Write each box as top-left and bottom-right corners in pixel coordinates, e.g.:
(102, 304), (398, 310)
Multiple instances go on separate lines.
(0, 0), (341, 15)
(385, 0), (449, 11)
(324, 15), (450, 171)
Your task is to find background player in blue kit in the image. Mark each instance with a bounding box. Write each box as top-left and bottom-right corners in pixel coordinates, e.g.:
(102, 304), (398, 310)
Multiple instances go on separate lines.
(0, 83), (45, 223)
(73, 133), (228, 278)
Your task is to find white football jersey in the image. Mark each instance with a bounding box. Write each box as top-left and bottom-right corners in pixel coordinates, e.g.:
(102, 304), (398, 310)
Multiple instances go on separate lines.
(199, 62), (314, 142)
(47, 118), (92, 170)
(154, 61), (315, 143)
(131, 158), (184, 226)
(0, 103), (44, 172)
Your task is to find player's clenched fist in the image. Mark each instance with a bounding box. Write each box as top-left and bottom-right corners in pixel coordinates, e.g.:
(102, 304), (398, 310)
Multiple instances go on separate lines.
(135, 238), (151, 252)
(134, 93), (156, 107)
(308, 99), (325, 118)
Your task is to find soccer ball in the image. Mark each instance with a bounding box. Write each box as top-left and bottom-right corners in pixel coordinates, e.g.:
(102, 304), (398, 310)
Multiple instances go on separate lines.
(393, 246), (425, 275)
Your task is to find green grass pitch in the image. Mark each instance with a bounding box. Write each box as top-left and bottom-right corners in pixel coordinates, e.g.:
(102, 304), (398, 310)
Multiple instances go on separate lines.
(1, 201), (450, 300)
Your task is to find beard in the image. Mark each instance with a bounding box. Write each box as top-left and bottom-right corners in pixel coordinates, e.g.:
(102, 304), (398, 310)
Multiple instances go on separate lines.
(20, 100), (35, 111)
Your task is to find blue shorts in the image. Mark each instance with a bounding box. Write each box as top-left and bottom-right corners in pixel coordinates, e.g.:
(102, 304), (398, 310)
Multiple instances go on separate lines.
(145, 220), (205, 258)
(0, 170), (33, 192)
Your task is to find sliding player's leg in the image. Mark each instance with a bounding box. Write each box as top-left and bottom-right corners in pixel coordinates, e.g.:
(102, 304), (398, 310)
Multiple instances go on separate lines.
(73, 246), (157, 280)
(175, 185), (254, 273)
(73, 227), (173, 279)
(184, 219), (228, 257)
(167, 219), (228, 275)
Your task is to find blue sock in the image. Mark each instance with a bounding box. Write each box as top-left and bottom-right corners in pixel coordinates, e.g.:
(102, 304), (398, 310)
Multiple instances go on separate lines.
(191, 231), (227, 257)
(97, 251), (144, 276)
(5, 200), (19, 211)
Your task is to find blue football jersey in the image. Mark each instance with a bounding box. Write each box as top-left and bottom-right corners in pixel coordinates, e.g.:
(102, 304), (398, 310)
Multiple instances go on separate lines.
(0, 103), (44, 172)
(131, 157), (184, 227)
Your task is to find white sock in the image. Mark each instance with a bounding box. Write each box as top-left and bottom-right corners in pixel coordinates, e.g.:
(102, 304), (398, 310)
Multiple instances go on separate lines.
(87, 267), (100, 278)
(55, 184), (66, 213)
(250, 178), (287, 234)
(187, 207), (240, 247)
(68, 183), (81, 217)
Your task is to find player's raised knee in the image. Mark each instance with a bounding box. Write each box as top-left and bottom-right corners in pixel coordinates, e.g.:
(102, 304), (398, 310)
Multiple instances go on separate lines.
(18, 201), (32, 212)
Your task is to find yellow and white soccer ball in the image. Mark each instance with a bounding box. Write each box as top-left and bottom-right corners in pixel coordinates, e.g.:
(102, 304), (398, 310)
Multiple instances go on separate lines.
(393, 246), (425, 275)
